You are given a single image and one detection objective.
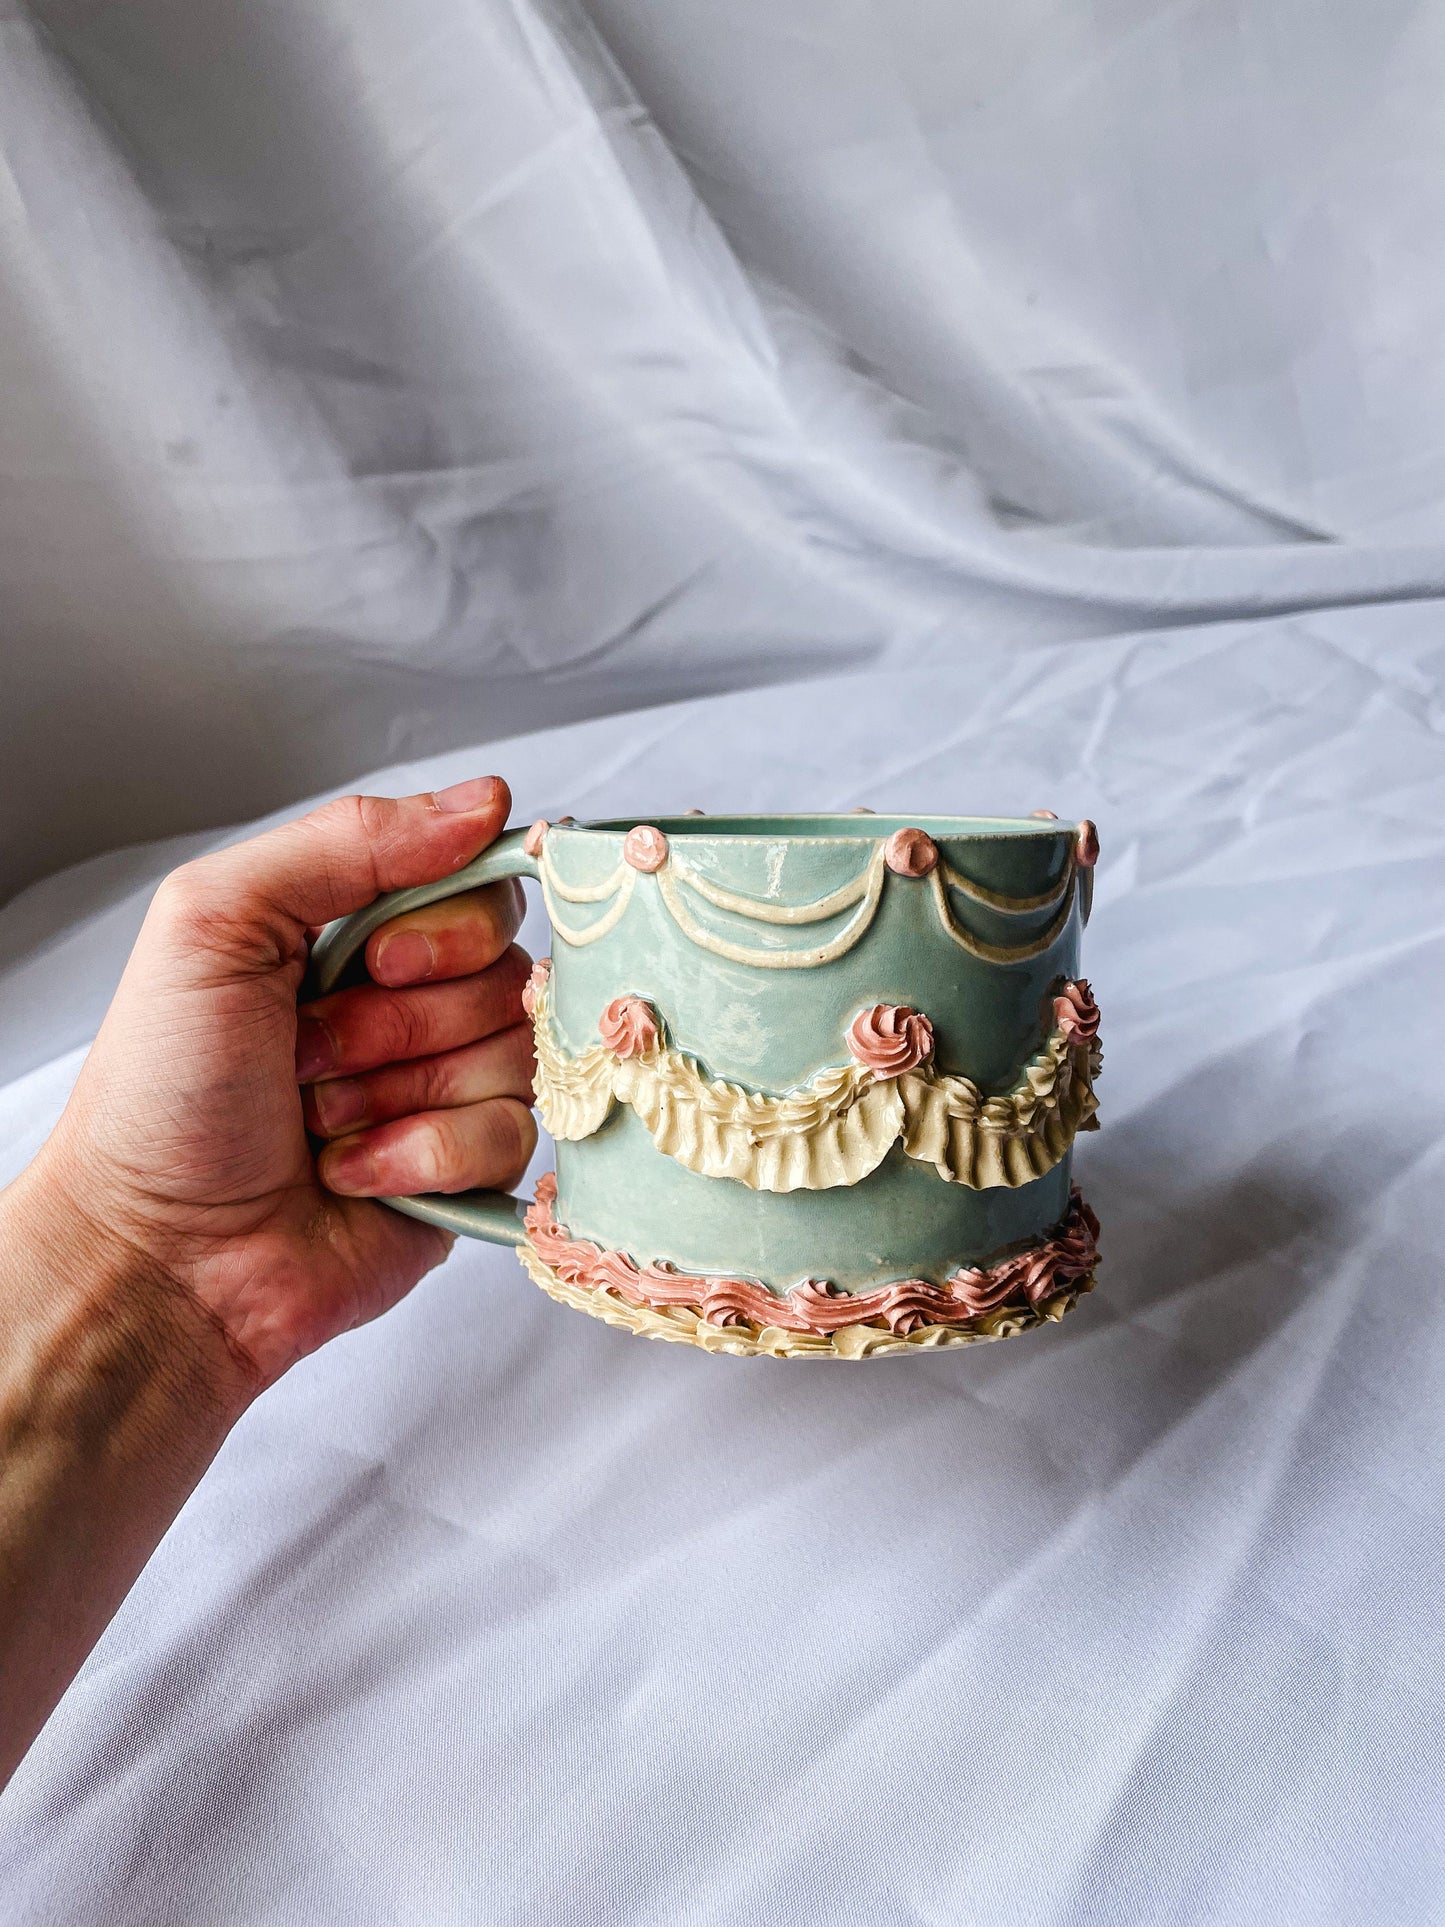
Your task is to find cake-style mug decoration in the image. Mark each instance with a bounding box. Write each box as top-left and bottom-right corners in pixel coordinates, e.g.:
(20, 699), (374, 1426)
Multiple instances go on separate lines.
(308, 813), (1102, 1360)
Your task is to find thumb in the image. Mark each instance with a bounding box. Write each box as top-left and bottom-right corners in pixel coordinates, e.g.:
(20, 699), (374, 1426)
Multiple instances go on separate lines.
(167, 776), (513, 942)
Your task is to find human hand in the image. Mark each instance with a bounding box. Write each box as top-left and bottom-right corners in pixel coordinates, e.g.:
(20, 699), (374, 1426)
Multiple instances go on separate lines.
(24, 775), (536, 1403)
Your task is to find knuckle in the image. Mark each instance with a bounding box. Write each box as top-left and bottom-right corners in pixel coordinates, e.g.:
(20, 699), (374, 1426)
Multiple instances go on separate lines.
(484, 1097), (537, 1183)
(377, 994), (435, 1063)
(407, 1118), (458, 1191)
(353, 793), (398, 844)
(487, 878), (526, 940)
(308, 794), (392, 894)
(489, 944), (533, 1004)
(149, 857), (263, 961)
(416, 1052), (459, 1110)
(152, 858), (219, 927)
(309, 794), (370, 851)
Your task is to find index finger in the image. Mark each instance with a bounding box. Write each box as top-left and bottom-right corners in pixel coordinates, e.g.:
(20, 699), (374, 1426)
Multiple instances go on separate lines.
(364, 879), (526, 987)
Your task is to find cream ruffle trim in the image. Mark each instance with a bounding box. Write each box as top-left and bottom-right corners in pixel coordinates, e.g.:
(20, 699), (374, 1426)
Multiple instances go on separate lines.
(517, 1244), (1092, 1358)
(531, 983), (1100, 1193)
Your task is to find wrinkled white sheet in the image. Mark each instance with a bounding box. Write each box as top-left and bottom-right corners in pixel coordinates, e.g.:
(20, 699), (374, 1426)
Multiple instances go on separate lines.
(3, 607), (1443, 1923)
(7, 0), (1445, 897)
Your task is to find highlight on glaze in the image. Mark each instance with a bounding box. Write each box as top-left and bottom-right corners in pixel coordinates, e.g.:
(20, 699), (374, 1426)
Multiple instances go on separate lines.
(846, 1004), (935, 1077)
(523, 1174), (1099, 1341)
(527, 974), (1101, 1193)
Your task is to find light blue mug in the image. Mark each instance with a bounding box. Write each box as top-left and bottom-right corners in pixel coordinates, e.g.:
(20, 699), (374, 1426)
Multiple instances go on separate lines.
(311, 812), (1101, 1359)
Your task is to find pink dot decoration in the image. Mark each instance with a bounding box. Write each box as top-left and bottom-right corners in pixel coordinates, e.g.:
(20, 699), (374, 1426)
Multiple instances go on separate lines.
(1030, 809), (1059, 820)
(623, 825), (670, 872)
(523, 819), (549, 858)
(1075, 820), (1100, 868)
(883, 827), (938, 878)
(521, 956), (552, 1019)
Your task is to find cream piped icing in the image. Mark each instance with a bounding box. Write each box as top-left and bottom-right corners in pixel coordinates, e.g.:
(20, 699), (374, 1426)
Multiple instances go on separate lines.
(523, 1175), (1099, 1338)
(528, 977), (1101, 1192)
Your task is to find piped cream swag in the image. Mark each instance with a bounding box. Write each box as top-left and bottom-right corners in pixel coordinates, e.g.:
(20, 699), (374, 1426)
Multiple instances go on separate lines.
(527, 966), (1101, 1193)
(537, 826), (1082, 969)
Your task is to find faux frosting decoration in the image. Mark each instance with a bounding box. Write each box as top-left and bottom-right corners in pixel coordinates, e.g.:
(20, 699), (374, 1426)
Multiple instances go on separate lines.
(519, 1175), (1100, 1359)
(846, 1004), (935, 1076)
(536, 824), (1088, 969)
(312, 809), (1103, 1364)
(529, 979), (1101, 1192)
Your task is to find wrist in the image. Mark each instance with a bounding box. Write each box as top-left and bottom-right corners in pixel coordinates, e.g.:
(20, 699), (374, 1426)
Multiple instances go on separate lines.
(0, 1153), (255, 1789)
(0, 1149), (259, 1452)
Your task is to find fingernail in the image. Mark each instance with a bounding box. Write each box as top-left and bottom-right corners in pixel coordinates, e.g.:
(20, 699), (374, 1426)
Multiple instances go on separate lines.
(312, 1078), (367, 1132)
(295, 1016), (335, 1082)
(433, 775), (501, 815)
(321, 1141), (376, 1195)
(373, 930), (434, 985)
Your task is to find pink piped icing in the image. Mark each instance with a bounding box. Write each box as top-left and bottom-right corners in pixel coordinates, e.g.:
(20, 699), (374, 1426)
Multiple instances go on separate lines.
(598, 995), (660, 1058)
(883, 826), (938, 877)
(846, 1004), (935, 1077)
(1053, 979), (1099, 1048)
(623, 825), (669, 872)
(524, 1176), (1098, 1337)
(522, 956), (552, 1019)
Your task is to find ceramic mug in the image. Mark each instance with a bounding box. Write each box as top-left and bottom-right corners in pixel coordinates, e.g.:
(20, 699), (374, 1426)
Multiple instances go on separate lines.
(309, 812), (1102, 1359)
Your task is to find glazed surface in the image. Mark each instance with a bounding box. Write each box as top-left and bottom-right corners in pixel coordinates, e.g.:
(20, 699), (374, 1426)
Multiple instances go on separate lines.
(518, 1175), (1100, 1359)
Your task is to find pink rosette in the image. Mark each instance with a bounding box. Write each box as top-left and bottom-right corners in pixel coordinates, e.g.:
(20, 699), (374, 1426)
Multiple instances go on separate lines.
(1052, 979), (1100, 1048)
(846, 1003), (935, 1077)
(521, 956), (552, 1019)
(598, 995), (661, 1059)
(883, 826), (938, 877)
(623, 824), (669, 872)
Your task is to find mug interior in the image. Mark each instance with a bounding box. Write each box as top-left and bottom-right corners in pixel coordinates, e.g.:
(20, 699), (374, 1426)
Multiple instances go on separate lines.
(577, 813), (1065, 841)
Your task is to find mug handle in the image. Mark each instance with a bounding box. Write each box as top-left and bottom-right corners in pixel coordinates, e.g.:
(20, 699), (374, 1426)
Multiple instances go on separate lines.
(303, 826), (541, 1247)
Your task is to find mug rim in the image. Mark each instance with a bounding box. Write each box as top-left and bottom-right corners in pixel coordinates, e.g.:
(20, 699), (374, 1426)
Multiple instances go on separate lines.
(554, 812), (1074, 844)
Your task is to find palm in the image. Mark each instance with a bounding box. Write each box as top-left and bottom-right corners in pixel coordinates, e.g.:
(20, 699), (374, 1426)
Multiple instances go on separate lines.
(63, 917), (440, 1385)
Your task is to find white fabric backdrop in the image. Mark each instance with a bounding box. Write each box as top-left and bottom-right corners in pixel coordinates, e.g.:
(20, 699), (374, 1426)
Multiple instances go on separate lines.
(5, 0), (1445, 1916)
(7, 0), (1445, 896)
(2, 607), (1444, 1922)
